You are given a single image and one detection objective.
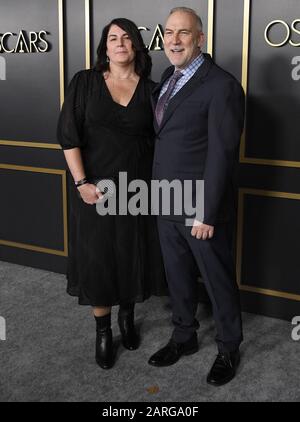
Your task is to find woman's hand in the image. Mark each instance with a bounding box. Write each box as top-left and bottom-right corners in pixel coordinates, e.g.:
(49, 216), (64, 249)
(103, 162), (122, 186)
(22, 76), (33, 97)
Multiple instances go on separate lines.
(77, 183), (103, 205)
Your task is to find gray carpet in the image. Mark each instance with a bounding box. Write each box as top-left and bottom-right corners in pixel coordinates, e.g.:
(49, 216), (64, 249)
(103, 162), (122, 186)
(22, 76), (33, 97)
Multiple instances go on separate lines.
(0, 260), (299, 402)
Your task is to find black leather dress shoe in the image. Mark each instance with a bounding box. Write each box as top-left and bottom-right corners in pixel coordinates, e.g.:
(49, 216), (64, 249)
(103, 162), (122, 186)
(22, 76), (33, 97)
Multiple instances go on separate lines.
(118, 311), (140, 351)
(206, 350), (240, 386)
(148, 333), (198, 367)
(95, 327), (114, 369)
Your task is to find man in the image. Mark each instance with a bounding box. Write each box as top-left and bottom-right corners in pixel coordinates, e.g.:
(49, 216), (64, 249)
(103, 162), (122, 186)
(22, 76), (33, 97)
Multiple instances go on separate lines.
(149, 7), (245, 386)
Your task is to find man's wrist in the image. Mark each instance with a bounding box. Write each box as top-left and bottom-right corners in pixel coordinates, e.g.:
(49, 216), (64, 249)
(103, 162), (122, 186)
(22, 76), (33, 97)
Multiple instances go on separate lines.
(74, 177), (88, 188)
(193, 219), (203, 226)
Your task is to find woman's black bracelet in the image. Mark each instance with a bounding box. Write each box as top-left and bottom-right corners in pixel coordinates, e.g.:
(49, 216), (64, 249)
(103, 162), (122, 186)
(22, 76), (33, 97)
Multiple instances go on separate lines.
(75, 177), (88, 187)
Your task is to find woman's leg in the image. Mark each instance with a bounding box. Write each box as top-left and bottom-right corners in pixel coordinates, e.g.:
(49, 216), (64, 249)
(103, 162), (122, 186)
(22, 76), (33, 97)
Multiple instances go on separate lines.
(118, 302), (140, 350)
(93, 306), (111, 317)
(93, 306), (114, 369)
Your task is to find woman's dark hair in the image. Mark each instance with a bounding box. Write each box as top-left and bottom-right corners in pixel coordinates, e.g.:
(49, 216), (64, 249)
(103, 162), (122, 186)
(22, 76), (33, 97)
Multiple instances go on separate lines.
(95, 18), (152, 78)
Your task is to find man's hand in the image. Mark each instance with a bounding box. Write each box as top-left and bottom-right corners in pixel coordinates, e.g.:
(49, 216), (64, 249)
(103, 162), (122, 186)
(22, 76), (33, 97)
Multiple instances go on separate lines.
(191, 220), (214, 240)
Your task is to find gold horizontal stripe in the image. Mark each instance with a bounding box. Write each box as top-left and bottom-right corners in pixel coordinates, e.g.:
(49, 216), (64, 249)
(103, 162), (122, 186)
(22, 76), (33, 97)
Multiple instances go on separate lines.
(240, 284), (300, 302)
(0, 239), (67, 257)
(240, 156), (300, 168)
(0, 140), (61, 149)
(0, 163), (65, 174)
(241, 188), (300, 200)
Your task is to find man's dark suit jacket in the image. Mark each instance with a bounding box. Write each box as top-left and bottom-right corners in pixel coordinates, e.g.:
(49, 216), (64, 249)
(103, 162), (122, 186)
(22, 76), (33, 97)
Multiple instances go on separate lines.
(152, 53), (245, 226)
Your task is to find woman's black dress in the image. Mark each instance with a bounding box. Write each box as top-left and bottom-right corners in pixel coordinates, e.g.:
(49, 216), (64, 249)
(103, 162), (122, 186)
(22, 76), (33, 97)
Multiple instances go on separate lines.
(57, 69), (166, 306)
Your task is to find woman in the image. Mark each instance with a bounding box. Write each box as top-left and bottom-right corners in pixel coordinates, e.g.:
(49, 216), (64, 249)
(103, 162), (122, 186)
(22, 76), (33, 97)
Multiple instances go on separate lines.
(57, 18), (165, 369)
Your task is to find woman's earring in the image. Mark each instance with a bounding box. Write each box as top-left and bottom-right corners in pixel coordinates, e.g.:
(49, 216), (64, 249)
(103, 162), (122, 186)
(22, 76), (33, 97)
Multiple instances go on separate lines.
(106, 56), (110, 63)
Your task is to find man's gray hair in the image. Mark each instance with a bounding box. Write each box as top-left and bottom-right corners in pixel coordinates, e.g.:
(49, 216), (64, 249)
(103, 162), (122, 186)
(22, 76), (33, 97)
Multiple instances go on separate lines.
(169, 7), (203, 32)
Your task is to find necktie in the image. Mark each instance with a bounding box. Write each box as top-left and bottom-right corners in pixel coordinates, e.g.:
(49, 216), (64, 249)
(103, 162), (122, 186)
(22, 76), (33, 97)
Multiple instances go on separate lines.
(155, 70), (183, 126)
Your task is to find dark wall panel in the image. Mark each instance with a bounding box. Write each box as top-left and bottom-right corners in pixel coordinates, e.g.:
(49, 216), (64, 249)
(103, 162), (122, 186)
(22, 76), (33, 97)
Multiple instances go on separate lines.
(0, 168), (65, 251)
(65, 0), (85, 83)
(0, 145), (66, 168)
(214, 0), (244, 81)
(241, 193), (300, 296)
(246, 0), (300, 162)
(0, 0), (60, 143)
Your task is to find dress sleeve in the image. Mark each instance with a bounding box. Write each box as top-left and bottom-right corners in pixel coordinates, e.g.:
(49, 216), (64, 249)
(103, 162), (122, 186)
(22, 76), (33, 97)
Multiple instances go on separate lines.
(57, 70), (87, 150)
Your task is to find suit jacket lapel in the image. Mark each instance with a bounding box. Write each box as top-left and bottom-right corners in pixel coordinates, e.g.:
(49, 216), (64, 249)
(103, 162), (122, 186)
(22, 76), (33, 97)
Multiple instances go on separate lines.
(155, 54), (213, 133)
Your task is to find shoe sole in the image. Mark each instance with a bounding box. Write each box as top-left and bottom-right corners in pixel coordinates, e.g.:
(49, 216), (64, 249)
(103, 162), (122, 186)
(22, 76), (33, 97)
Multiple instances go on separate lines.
(96, 358), (115, 370)
(206, 372), (236, 386)
(122, 338), (140, 351)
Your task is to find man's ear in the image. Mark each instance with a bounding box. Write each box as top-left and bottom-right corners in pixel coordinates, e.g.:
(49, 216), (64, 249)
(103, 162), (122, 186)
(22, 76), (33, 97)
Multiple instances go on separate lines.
(198, 32), (205, 48)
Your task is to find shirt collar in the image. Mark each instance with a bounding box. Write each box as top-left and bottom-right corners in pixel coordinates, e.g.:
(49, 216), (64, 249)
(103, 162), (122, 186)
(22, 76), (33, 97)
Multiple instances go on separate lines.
(175, 52), (203, 76)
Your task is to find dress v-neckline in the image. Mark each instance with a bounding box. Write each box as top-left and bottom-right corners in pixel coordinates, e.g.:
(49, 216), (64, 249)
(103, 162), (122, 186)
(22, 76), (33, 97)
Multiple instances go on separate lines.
(103, 76), (141, 109)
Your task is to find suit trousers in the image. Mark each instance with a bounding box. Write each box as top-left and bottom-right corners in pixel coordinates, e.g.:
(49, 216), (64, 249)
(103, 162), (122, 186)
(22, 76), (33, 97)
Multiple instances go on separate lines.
(157, 218), (243, 353)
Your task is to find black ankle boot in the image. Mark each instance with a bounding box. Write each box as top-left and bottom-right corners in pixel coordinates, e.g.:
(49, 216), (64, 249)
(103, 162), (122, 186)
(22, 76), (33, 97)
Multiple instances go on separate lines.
(118, 303), (140, 351)
(94, 314), (114, 369)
